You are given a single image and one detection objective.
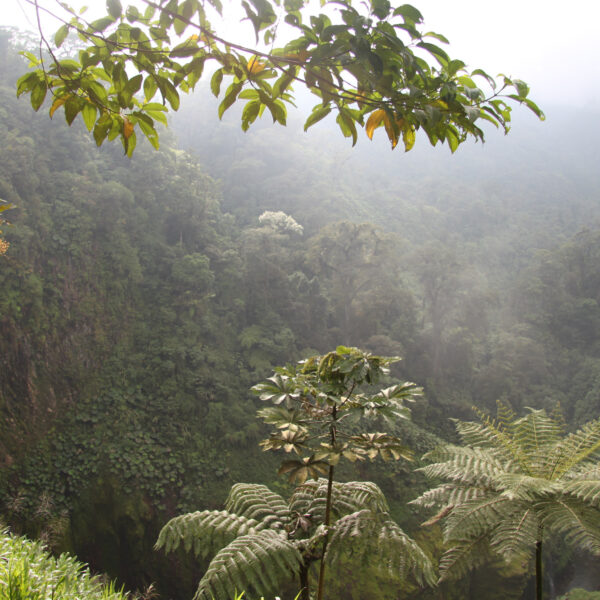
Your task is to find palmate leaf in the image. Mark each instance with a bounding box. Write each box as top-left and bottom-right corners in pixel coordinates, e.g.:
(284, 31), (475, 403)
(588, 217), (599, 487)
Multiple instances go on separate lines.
(277, 456), (329, 484)
(225, 483), (290, 530)
(155, 510), (259, 559)
(194, 530), (302, 600)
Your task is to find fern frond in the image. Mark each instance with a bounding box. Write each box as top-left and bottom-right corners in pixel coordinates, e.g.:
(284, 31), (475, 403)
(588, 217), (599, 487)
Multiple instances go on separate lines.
(155, 511), (259, 559)
(563, 466), (600, 506)
(548, 418), (600, 479)
(411, 484), (485, 512)
(457, 417), (531, 474)
(538, 499), (600, 555)
(438, 532), (492, 581)
(511, 409), (562, 457)
(495, 473), (560, 501)
(225, 483), (289, 530)
(418, 446), (512, 488)
(339, 481), (390, 514)
(288, 479), (359, 523)
(488, 506), (538, 560)
(443, 495), (516, 541)
(194, 530), (302, 600)
(326, 510), (435, 587)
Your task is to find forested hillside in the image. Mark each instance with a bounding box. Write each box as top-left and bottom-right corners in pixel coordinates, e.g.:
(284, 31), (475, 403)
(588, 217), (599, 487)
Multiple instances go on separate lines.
(1, 27), (600, 599)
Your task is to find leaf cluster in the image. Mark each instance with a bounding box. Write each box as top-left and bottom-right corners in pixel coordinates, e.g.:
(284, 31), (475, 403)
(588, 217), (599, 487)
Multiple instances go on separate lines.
(16, 0), (543, 155)
(254, 346), (422, 483)
(156, 480), (434, 599)
(411, 404), (600, 581)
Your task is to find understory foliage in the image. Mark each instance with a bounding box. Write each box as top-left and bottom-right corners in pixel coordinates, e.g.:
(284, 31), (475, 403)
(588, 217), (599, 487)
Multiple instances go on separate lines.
(16, 0), (542, 155)
(0, 528), (127, 600)
(412, 404), (600, 586)
(156, 481), (434, 600)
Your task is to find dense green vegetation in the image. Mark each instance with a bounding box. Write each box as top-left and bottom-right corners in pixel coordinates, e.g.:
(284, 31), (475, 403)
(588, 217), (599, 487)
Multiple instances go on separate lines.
(1, 24), (600, 599)
(0, 528), (128, 600)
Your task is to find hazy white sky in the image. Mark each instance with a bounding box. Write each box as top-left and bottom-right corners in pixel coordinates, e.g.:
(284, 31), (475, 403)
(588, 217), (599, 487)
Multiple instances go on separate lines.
(3, 0), (600, 108)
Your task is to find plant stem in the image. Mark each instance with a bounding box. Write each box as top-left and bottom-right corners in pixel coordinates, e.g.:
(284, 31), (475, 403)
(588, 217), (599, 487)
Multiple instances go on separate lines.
(316, 403), (337, 600)
(316, 463), (335, 600)
(299, 563), (310, 600)
(536, 538), (543, 600)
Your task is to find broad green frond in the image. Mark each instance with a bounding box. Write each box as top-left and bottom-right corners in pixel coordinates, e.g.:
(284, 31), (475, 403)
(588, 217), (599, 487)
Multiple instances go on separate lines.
(410, 484), (484, 510)
(415, 408), (600, 583)
(488, 507), (539, 560)
(495, 473), (561, 501)
(548, 418), (600, 480)
(438, 533), (492, 581)
(325, 510), (436, 586)
(455, 419), (530, 472)
(418, 446), (513, 487)
(225, 483), (289, 530)
(194, 530), (302, 600)
(288, 479), (361, 523)
(338, 481), (390, 514)
(443, 495), (516, 541)
(563, 466), (600, 506)
(511, 409), (563, 471)
(155, 511), (259, 558)
(538, 499), (600, 555)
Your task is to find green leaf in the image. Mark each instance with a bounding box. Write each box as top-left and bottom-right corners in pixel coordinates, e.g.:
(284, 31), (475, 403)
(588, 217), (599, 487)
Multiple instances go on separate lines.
(81, 103), (97, 131)
(218, 82), (243, 119)
(54, 24), (69, 48)
(64, 95), (81, 125)
(106, 0), (122, 19)
(370, 0), (390, 20)
(210, 69), (224, 97)
(30, 81), (47, 111)
(393, 4), (423, 22)
(303, 105), (331, 131)
(143, 76), (158, 102)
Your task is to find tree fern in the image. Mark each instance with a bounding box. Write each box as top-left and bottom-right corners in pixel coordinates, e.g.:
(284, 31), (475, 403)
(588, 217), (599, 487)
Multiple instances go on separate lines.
(412, 407), (600, 599)
(194, 530), (302, 600)
(157, 479), (433, 600)
(225, 483), (289, 530)
(326, 509), (436, 586)
(155, 511), (259, 558)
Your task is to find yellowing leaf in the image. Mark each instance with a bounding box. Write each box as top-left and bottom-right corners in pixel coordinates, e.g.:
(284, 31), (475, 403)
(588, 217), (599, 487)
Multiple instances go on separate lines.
(382, 113), (399, 149)
(365, 109), (385, 140)
(247, 56), (266, 74)
(123, 117), (134, 140)
(49, 96), (67, 118)
(402, 124), (416, 152)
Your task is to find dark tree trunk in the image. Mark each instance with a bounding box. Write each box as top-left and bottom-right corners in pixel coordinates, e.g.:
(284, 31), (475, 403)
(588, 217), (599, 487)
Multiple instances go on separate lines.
(316, 464), (335, 600)
(299, 563), (310, 600)
(536, 539), (543, 600)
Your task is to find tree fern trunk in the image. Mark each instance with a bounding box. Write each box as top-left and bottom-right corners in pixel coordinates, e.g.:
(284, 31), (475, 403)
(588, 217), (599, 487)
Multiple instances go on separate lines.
(299, 563), (310, 600)
(536, 539), (543, 600)
(316, 463), (335, 600)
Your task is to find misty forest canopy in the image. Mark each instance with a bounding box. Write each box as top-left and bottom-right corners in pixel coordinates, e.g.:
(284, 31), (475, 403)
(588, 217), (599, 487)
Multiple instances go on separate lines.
(17, 0), (543, 156)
